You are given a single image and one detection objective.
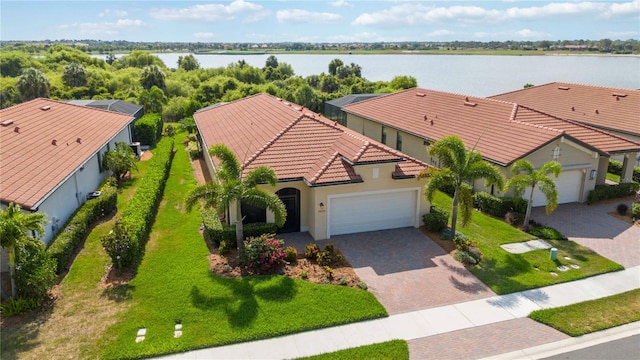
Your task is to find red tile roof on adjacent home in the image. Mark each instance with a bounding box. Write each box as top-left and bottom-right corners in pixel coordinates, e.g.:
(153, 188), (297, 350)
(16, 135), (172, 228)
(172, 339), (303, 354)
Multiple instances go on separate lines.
(0, 98), (134, 209)
(343, 88), (640, 166)
(490, 82), (640, 137)
(193, 93), (428, 186)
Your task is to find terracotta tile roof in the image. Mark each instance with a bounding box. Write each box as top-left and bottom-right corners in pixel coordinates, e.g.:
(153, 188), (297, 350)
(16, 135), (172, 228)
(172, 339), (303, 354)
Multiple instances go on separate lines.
(0, 98), (134, 209)
(490, 82), (640, 137)
(193, 93), (428, 186)
(343, 88), (639, 166)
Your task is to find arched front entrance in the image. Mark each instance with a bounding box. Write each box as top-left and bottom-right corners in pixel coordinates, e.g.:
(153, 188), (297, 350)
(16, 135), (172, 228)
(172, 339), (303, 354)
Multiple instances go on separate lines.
(276, 188), (301, 233)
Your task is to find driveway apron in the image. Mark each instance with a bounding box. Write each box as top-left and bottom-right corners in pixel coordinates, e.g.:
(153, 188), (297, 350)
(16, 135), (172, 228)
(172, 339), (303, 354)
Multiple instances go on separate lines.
(530, 198), (640, 268)
(281, 228), (495, 315)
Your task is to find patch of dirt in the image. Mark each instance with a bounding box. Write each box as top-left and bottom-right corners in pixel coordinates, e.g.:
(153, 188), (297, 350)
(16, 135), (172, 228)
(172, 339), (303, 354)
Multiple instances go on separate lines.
(420, 226), (456, 255)
(608, 210), (640, 226)
(99, 264), (136, 289)
(140, 151), (153, 161)
(209, 247), (364, 289)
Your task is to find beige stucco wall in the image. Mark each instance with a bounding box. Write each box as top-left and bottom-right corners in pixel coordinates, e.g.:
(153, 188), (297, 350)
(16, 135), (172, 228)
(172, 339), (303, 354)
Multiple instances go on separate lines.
(250, 162), (429, 240)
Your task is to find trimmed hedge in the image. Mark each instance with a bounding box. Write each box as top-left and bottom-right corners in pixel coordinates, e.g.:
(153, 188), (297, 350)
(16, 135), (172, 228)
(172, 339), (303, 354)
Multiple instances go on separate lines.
(473, 191), (528, 218)
(47, 180), (117, 274)
(133, 113), (163, 147)
(101, 136), (174, 267)
(632, 203), (640, 220)
(187, 140), (201, 159)
(587, 183), (640, 204)
(423, 205), (448, 232)
(608, 159), (640, 183)
(202, 211), (278, 249)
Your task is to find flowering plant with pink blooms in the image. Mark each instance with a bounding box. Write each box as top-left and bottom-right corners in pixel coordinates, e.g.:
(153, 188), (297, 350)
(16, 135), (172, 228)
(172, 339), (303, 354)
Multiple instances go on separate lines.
(241, 234), (286, 274)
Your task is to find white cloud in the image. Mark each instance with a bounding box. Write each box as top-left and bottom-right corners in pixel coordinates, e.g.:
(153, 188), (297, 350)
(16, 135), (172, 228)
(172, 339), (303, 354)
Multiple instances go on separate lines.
(353, 3), (501, 26)
(149, 0), (267, 22)
(514, 29), (551, 38)
(607, 0), (640, 16)
(193, 32), (216, 39)
(277, 9), (342, 24)
(472, 29), (551, 39)
(57, 19), (144, 36)
(99, 9), (128, 18)
(327, 32), (383, 42)
(605, 30), (640, 38)
(505, 2), (604, 19)
(330, 0), (352, 8)
(425, 29), (457, 37)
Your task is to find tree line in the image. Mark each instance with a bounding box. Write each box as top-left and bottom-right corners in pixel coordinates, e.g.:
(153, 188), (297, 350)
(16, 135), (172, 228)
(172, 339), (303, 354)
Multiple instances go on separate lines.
(0, 45), (417, 120)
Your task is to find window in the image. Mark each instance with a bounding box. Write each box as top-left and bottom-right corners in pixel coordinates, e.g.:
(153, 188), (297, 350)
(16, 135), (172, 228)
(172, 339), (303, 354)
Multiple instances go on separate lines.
(381, 126), (387, 144)
(552, 146), (561, 159)
(423, 140), (430, 147)
(396, 132), (403, 151)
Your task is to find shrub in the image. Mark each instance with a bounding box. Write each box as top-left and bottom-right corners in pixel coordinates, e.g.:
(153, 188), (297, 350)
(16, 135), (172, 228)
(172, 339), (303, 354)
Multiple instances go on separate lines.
(617, 203), (629, 215)
(467, 247), (483, 263)
(473, 192), (527, 218)
(454, 249), (478, 266)
(218, 239), (234, 255)
(244, 222), (278, 238)
(240, 234), (286, 274)
(339, 278), (348, 286)
(201, 209), (224, 247)
(133, 113), (163, 146)
(187, 141), (201, 159)
(587, 183), (640, 203)
(47, 181), (117, 274)
(632, 203), (640, 220)
(188, 133), (198, 142)
(316, 243), (343, 266)
(323, 265), (334, 279)
(164, 124), (175, 137)
(505, 211), (525, 226)
(304, 243), (320, 259)
(15, 237), (57, 303)
(284, 246), (298, 263)
(440, 228), (465, 240)
(423, 205), (448, 232)
(102, 136), (174, 267)
(452, 232), (471, 251)
(300, 270), (308, 279)
(528, 226), (566, 240)
(357, 282), (368, 290)
(203, 220), (277, 248)
(0, 297), (42, 317)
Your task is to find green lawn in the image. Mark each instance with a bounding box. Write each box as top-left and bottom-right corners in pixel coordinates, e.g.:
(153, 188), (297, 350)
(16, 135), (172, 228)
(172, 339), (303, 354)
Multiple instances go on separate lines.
(299, 340), (409, 360)
(431, 191), (623, 294)
(606, 173), (621, 183)
(96, 131), (387, 359)
(529, 289), (640, 336)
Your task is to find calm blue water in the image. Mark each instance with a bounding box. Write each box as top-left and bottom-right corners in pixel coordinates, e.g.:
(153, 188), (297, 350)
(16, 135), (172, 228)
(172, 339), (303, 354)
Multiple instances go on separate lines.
(95, 53), (640, 97)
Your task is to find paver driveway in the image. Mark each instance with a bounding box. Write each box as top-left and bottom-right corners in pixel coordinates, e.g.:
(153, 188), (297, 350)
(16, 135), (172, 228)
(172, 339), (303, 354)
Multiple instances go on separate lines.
(530, 197), (640, 268)
(281, 228), (495, 315)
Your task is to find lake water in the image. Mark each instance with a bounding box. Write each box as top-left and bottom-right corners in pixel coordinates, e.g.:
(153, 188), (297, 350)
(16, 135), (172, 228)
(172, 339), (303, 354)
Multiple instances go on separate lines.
(97, 53), (640, 97)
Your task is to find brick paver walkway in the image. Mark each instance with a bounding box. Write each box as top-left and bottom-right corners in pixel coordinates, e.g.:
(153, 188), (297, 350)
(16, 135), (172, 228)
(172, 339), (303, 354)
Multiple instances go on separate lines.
(531, 197), (640, 268)
(408, 318), (569, 360)
(282, 228), (495, 315)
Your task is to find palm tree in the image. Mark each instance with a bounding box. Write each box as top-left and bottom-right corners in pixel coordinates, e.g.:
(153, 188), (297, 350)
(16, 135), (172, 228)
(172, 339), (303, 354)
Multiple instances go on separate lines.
(62, 62), (88, 87)
(16, 67), (50, 101)
(0, 203), (47, 299)
(185, 144), (286, 255)
(138, 86), (167, 113)
(506, 159), (562, 231)
(140, 64), (166, 90)
(418, 135), (505, 236)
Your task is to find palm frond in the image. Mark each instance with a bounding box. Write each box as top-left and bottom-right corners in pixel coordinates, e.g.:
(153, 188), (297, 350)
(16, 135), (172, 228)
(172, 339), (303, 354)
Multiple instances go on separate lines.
(537, 177), (559, 214)
(458, 183), (474, 226)
(243, 166), (278, 188)
(184, 183), (221, 212)
(242, 188), (287, 227)
(209, 144), (242, 180)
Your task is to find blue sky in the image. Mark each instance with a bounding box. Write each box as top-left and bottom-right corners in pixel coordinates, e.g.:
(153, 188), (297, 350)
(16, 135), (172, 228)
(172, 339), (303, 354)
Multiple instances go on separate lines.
(1, 1), (639, 42)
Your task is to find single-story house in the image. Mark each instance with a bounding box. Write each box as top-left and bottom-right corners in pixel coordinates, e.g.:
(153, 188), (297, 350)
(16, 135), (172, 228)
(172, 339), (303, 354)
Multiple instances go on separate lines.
(66, 99), (145, 120)
(1, 98), (136, 250)
(342, 88), (640, 205)
(490, 82), (640, 167)
(324, 93), (385, 126)
(193, 93), (430, 240)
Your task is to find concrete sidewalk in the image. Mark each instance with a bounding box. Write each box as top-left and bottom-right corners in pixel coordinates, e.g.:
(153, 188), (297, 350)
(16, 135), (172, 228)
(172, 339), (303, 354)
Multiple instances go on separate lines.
(159, 266), (640, 360)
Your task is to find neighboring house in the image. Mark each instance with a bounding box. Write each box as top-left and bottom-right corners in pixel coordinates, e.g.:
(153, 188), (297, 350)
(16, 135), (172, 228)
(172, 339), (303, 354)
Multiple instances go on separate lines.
(342, 88), (640, 206)
(193, 93), (430, 240)
(324, 94), (385, 126)
(66, 99), (144, 120)
(490, 82), (640, 166)
(0, 98), (136, 248)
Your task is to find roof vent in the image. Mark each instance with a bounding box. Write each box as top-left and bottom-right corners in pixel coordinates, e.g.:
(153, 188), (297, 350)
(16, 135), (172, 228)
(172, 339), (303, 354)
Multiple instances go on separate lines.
(465, 97), (469, 101)
(557, 86), (570, 90)
(464, 101), (477, 107)
(612, 93), (627, 97)
(1, 119), (14, 127)
(430, 119), (434, 125)
(571, 106), (575, 111)
(41, 105), (51, 111)
(76, 137), (82, 144)
(423, 115), (427, 121)
(416, 92), (426, 97)
(14, 126), (20, 133)
(52, 139), (57, 146)
(595, 109), (599, 114)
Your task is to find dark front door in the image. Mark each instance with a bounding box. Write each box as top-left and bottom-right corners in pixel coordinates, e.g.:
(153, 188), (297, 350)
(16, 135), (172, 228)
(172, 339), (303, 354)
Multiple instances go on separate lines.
(276, 188), (300, 233)
(241, 201), (266, 224)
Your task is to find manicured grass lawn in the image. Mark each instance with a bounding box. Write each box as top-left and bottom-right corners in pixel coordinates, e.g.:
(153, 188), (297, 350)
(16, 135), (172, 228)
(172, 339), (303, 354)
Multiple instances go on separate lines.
(529, 289), (640, 336)
(96, 131), (387, 359)
(431, 191), (623, 294)
(299, 340), (409, 360)
(606, 173), (621, 183)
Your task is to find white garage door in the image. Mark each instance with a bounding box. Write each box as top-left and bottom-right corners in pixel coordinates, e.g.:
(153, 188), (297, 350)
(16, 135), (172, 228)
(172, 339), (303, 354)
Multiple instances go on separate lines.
(532, 170), (582, 207)
(329, 190), (417, 236)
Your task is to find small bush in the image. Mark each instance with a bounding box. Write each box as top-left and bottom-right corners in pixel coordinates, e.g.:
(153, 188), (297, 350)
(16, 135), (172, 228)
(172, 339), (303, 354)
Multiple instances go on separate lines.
(284, 246), (298, 263)
(587, 183), (640, 204)
(505, 211), (525, 226)
(357, 282), (368, 290)
(453, 232), (472, 251)
(15, 237), (57, 303)
(616, 203), (629, 215)
(241, 234), (286, 274)
(423, 205), (449, 232)
(304, 243), (320, 259)
(164, 124), (175, 137)
(454, 249), (478, 266)
(0, 297), (42, 317)
(473, 192), (528, 218)
(467, 247), (483, 263)
(440, 228), (465, 240)
(339, 278), (348, 286)
(316, 243), (343, 266)
(323, 265), (334, 279)
(300, 271), (308, 279)
(632, 203), (640, 220)
(218, 239), (234, 255)
(243, 222), (278, 238)
(528, 226), (566, 240)
(187, 141), (201, 159)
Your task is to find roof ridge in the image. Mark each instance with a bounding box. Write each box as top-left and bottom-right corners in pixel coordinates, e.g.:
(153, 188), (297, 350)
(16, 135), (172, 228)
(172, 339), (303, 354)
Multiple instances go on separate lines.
(242, 114), (305, 169)
(308, 151), (341, 184)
